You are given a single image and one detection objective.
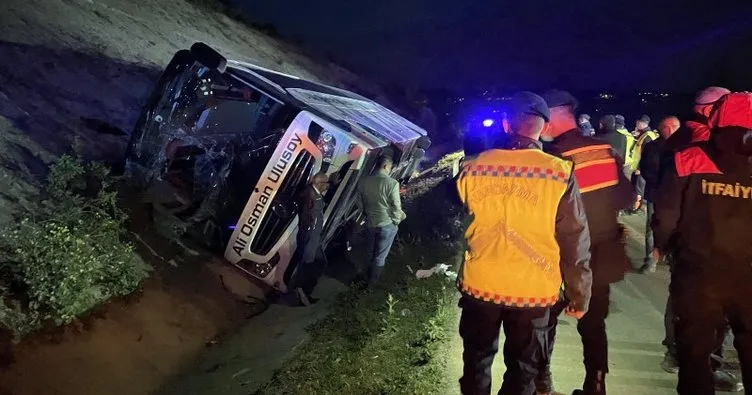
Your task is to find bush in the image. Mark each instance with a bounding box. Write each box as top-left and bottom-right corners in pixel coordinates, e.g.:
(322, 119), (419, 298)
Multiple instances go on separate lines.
(0, 156), (151, 339)
(255, 270), (455, 395)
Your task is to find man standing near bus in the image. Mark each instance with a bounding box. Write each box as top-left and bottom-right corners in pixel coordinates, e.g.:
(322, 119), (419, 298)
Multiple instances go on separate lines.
(292, 171), (331, 306)
(357, 155), (407, 286)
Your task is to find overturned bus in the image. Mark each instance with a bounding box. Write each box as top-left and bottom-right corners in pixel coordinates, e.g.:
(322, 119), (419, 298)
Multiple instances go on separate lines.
(125, 43), (430, 291)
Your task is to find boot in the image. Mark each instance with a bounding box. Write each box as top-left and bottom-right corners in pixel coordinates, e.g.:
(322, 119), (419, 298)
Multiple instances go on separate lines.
(660, 351), (679, 373)
(535, 365), (556, 395)
(572, 370), (606, 395)
(712, 370), (744, 392)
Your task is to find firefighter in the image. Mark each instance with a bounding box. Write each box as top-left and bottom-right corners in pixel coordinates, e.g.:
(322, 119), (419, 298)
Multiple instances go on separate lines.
(536, 90), (634, 395)
(653, 87), (741, 392)
(653, 92), (752, 394)
(684, 86), (731, 143)
(455, 92), (593, 395)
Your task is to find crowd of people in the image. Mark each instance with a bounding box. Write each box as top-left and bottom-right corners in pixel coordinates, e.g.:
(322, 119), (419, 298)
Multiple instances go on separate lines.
(455, 87), (752, 395)
(284, 84), (751, 395)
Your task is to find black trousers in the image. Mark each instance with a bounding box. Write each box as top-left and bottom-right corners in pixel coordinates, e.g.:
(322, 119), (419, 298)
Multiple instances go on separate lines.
(644, 201), (654, 261)
(458, 296), (550, 395)
(663, 292), (727, 370)
(541, 284), (611, 374)
(673, 274), (752, 394)
(291, 229), (327, 296)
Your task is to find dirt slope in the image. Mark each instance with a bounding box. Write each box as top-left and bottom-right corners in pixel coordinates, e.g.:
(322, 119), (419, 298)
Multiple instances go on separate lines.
(0, 0), (382, 224)
(0, 0), (388, 394)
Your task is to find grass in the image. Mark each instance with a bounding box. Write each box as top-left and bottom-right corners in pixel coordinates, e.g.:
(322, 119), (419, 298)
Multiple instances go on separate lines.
(254, 156), (465, 395)
(255, 255), (457, 395)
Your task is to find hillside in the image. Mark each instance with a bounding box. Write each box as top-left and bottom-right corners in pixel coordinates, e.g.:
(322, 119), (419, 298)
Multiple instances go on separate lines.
(0, 1), (396, 394)
(0, 0), (384, 224)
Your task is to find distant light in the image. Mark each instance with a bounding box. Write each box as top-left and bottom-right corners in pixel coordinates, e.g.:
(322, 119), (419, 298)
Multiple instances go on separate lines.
(482, 119), (494, 127)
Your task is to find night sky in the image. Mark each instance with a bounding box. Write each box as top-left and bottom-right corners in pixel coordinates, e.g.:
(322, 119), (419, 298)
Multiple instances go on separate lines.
(236, 0), (752, 93)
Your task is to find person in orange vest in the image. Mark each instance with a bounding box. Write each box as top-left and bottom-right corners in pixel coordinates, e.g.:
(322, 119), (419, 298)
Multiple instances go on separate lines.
(653, 92), (752, 394)
(455, 92), (593, 394)
(534, 90), (634, 395)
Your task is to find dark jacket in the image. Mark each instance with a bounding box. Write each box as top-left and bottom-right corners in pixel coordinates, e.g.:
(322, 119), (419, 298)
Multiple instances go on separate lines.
(298, 185), (324, 233)
(596, 128), (628, 160)
(653, 129), (752, 282)
(638, 132), (691, 201)
(544, 129), (633, 284)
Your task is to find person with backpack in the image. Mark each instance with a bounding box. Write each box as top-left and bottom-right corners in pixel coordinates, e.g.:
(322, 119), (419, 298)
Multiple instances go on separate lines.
(653, 92), (752, 394)
(685, 86), (732, 142)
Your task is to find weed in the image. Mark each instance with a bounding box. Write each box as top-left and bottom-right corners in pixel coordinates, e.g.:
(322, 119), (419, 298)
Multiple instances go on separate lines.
(254, 153), (466, 395)
(0, 156), (150, 339)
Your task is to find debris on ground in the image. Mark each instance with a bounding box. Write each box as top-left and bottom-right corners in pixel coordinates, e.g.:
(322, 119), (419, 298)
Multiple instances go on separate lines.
(415, 263), (458, 280)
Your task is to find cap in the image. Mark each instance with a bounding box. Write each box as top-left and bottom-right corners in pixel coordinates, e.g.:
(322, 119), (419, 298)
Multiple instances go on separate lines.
(615, 114), (625, 126)
(510, 91), (550, 122)
(638, 114), (651, 124)
(542, 90), (579, 111)
(695, 86), (731, 106)
(579, 113), (591, 121)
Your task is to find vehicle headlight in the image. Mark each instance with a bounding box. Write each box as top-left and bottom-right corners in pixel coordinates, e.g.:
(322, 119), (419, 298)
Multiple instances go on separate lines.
(316, 132), (337, 162)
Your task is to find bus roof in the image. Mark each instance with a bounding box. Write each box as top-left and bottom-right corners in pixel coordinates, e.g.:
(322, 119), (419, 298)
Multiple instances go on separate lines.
(227, 61), (427, 145)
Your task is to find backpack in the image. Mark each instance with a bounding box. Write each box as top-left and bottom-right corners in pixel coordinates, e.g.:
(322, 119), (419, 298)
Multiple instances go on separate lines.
(709, 92), (752, 130)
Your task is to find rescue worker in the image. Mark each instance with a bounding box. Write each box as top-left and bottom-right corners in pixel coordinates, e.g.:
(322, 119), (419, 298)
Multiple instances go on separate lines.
(456, 92), (593, 395)
(653, 92), (752, 394)
(637, 116), (681, 273)
(615, 115), (636, 175)
(684, 86), (731, 143)
(292, 172), (331, 306)
(652, 112), (743, 390)
(595, 115), (628, 162)
(631, 115), (658, 168)
(536, 90), (634, 395)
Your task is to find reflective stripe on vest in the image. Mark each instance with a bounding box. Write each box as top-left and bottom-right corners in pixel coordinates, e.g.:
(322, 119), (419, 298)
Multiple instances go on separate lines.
(561, 144), (620, 193)
(675, 146), (722, 177)
(456, 149), (572, 307)
(632, 130), (658, 170)
(616, 128), (636, 165)
(637, 130), (659, 147)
